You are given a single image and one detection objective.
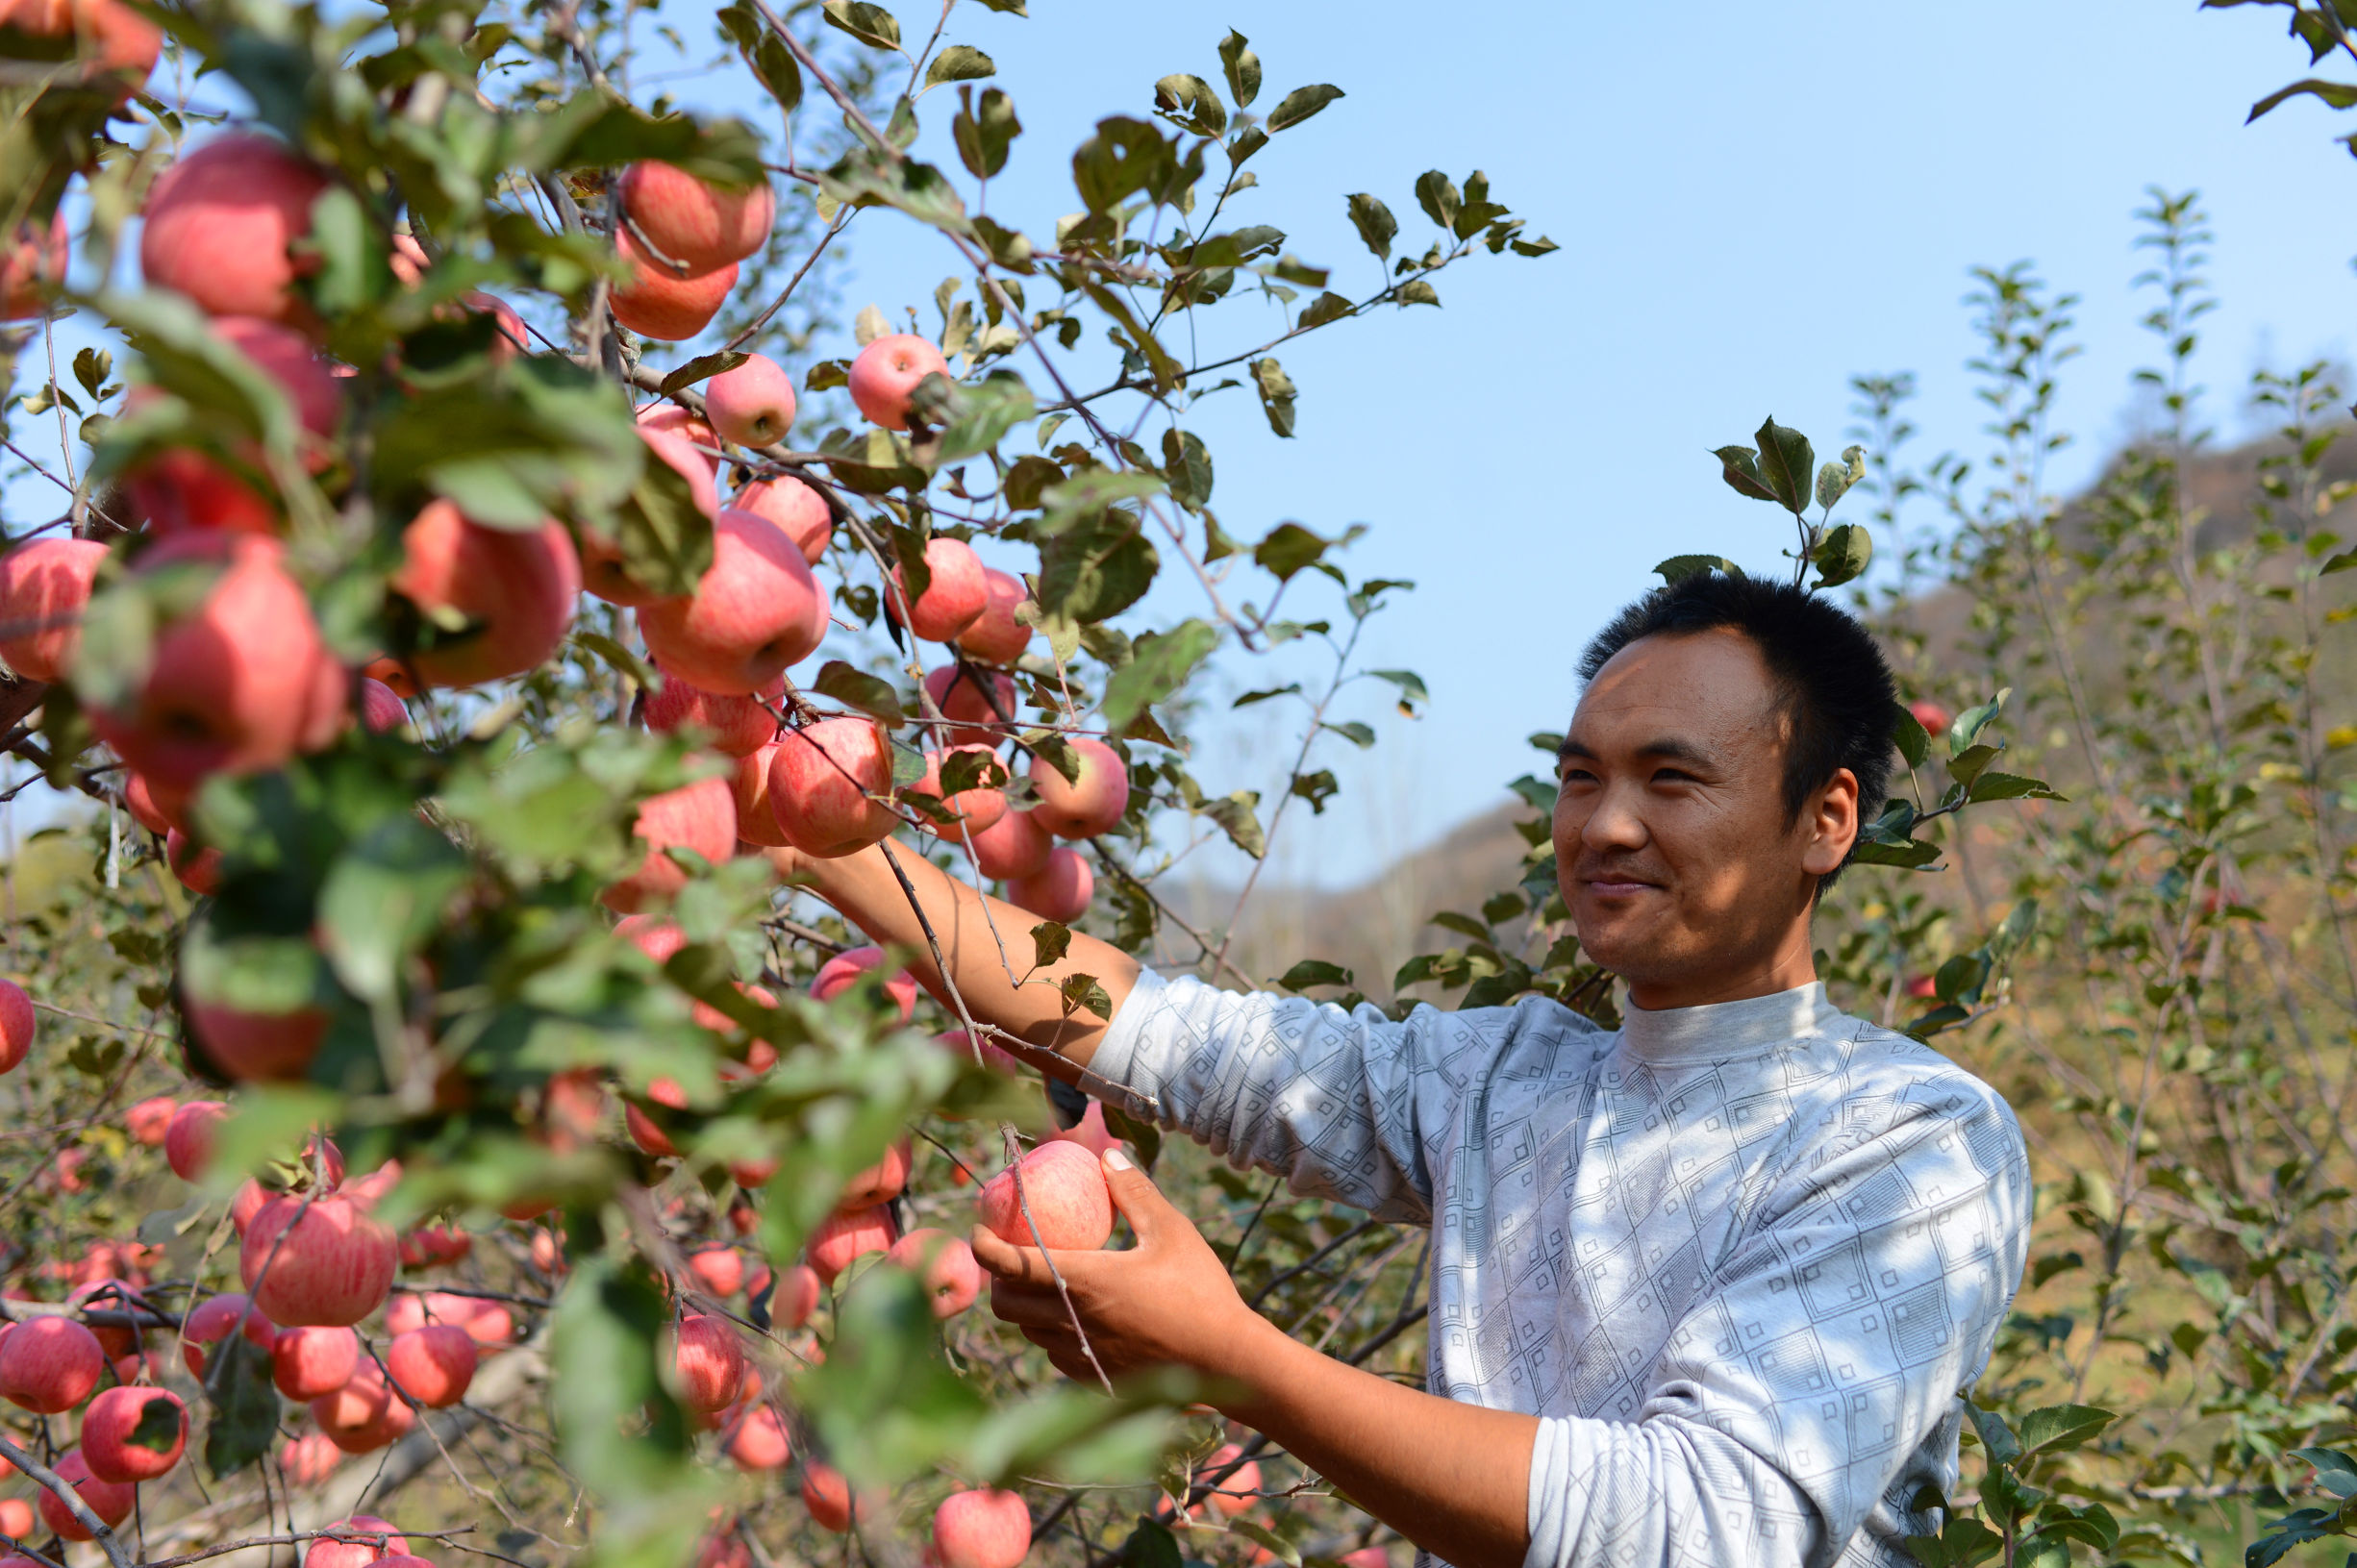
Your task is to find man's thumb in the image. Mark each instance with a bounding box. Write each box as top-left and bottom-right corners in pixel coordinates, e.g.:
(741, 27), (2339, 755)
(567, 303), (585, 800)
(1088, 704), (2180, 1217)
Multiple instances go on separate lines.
(1100, 1147), (1170, 1237)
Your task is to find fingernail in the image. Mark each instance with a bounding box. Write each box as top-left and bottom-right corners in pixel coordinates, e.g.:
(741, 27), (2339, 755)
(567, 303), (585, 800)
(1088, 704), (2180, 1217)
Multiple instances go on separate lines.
(1103, 1147), (1133, 1172)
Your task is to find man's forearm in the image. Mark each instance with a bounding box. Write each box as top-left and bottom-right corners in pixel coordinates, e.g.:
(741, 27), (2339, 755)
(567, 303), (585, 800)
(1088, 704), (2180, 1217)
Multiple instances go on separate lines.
(781, 842), (1141, 1075)
(1220, 1314), (1534, 1568)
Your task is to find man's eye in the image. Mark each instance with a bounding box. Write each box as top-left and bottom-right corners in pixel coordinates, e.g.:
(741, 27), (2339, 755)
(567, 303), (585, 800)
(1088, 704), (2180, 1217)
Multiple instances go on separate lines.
(1559, 767), (1596, 784)
(1652, 768), (1694, 784)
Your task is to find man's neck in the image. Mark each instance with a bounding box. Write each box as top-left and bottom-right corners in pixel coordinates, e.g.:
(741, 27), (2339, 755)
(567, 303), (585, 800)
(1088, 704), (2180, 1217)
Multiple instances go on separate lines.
(1619, 934), (1818, 1012)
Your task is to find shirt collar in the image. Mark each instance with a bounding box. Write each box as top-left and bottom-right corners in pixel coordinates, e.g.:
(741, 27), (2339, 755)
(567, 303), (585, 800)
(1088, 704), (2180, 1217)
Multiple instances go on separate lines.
(1618, 981), (1841, 1063)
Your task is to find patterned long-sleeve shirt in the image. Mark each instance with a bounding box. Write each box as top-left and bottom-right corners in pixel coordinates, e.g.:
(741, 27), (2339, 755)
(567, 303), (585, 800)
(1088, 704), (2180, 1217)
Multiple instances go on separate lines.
(1090, 972), (2032, 1568)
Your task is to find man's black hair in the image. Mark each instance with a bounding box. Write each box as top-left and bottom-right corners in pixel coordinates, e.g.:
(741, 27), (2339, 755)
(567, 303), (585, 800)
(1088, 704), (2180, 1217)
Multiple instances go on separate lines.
(1575, 572), (1896, 893)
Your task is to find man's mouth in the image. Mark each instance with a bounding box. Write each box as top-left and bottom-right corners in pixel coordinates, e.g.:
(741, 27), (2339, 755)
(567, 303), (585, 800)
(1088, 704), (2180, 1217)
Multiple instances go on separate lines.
(1578, 873), (1659, 898)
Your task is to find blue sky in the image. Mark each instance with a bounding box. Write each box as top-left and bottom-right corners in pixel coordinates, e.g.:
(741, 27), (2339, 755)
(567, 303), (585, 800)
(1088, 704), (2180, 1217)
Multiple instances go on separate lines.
(6, 1), (2350, 888)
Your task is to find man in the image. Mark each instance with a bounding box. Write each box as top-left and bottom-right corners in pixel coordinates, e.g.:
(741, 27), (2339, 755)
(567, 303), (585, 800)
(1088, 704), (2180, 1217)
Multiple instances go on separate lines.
(775, 573), (2031, 1568)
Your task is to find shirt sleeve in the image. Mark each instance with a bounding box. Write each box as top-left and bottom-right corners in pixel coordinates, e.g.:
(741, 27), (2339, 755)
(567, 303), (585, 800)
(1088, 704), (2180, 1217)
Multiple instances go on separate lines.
(1524, 1076), (2032, 1568)
(1090, 970), (1505, 1225)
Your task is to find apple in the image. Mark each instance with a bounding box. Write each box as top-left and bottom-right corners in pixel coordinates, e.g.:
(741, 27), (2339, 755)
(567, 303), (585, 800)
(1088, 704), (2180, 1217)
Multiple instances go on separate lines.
(125, 1094), (176, 1145)
(1202, 1443), (1260, 1518)
(397, 1226), (471, 1267)
(723, 1404), (790, 1471)
(82, 1386), (187, 1482)
(230, 1179), (271, 1233)
(923, 664), (1016, 748)
(688, 1247), (745, 1298)
(87, 534), (347, 795)
(1052, 1101), (1121, 1160)
(811, 945), (917, 1022)
(805, 1205), (896, 1285)
(888, 536), (988, 642)
(773, 1263), (821, 1330)
(187, 996), (328, 1082)
(213, 315), (344, 466)
(904, 745), (1007, 841)
(766, 718), (896, 858)
(932, 1488), (1032, 1568)
(0, 1316), (103, 1411)
(610, 227), (736, 341)
(978, 1140), (1114, 1251)
(0, 0), (160, 99)
(624, 1099), (678, 1159)
(1, 1496), (35, 1542)
(0, 536), (105, 681)
(165, 828), (223, 896)
(848, 334), (950, 431)
(363, 656), (418, 698)
(1028, 739), (1129, 839)
(0, 978), (31, 1073)
(800, 1462), (874, 1532)
(637, 510), (827, 694)
(124, 771), (181, 834)
(239, 1193), (399, 1327)
(359, 679), (407, 734)
(966, 807), (1052, 883)
(729, 742), (789, 849)
(585, 426), (718, 608)
(387, 236), (528, 361)
(838, 1135), (913, 1210)
(1909, 698), (1952, 736)
(304, 1516), (409, 1568)
(886, 1229), (981, 1319)
(704, 354), (797, 447)
(139, 134), (330, 324)
(958, 568), (1033, 665)
(732, 475), (830, 563)
(615, 163), (775, 275)
(695, 1529), (750, 1568)
(667, 1313), (746, 1411)
(272, 1325), (360, 1401)
(645, 667), (782, 756)
(390, 502), (580, 687)
(36, 1449), (134, 1541)
(636, 404), (722, 474)
(386, 1325), (475, 1408)
(385, 1293), (511, 1348)
(120, 442), (274, 538)
(0, 212), (66, 320)
(1008, 846), (1092, 923)
(1906, 973), (1938, 1000)
(180, 1292), (276, 1378)
(600, 774), (738, 913)
(279, 1431), (342, 1485)
(311, 1367), (415, 1454)
(614, 913), (688, 966)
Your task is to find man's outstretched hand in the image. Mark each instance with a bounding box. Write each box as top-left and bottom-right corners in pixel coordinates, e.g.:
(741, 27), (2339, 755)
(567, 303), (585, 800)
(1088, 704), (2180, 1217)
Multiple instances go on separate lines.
(970, 1147), (1269, 1386)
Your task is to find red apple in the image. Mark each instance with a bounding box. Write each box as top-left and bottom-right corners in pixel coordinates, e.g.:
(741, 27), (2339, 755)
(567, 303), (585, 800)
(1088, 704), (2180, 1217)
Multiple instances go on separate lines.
(1028, 738), (1129, 839)
(0, 212), (66, 320)
(967, 807), (1052, 882)
(687, 1248), (745, 1299)
(923, 664), (1016, 748)
(311, 1367), (414, 1454)
(838, 1136), (913, 1212)
(304, 1516), (409, 1568)
(272, 1325), (360, 1401)
(667, 1313), (745, 1411)
(848, 335), (950, 431)
(887, 536), (987, 643)
(729, 742), (789, 849)
(811, 945), (917, 1022)
(600, 773), (737, 913)
(0, 536), (105, 682)
(385, 1293), (511, 1348)
(805, 1205), (896, 1285)
(1051, 1100), (1119, 1158)
(1909, 699), (1952, 737)
(82, 1386), (187, 1482)
(958, 568), (1033, 665)
(610, 227), (736, 341)
(126, 1094), (176, 1145)
(773, 1263), (820, 1330)
(932, 1488), (1032, 1568)
(229, 1178), (271, 1233)
(645, 666), (782, 756)
(213, 315), (344, 467)
(637, 510), (827, 694)
(1, 0), (161, 100)
(1202, 1443), (1260, 1518)
(800, 1462), (872, 1532)
(139, 134), (331, 325)
(239, 1193), (398, 1327)
(732, 475), (830, 564)
(723, 1404), (790, 1471)
(624, 1099), (678, 1159)
(0, 979), (31, 1074)
(582, 426), (719, 608)
(0, 1316), (103, 1411)
(636, 404), (720, 472)
(87, 534), (346, 795)
(278, 1431), (341, 1485)
(165, 828), (223, 896)
(1008, 846), (1092, 923)
(182, 1292), (276, 1378)
(36, 1449), (134, 1541)
(766, 718), (896, 858)
(615, 163), (775, 275)
(887, 1228), (980, 1319)
(977, 1140), (1113, 1251)
(386, 1325), (474, 1408)
(906, 745), (1007, 841)
(704, 354), (796, 447)
(359, 679), (407, 734)
(124, 770), (181, 834)
(390, 502), (580, 687)
(187, 995), (327, 1082)
(0, 1496), (36, 1543)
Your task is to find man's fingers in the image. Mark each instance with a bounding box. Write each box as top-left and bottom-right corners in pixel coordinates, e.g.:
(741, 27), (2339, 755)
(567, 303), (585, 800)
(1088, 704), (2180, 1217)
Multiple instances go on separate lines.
(1099, 1146), (1178, 1243)
(987, 1277), (1074, 1329)
(968, 1224), (1030, 1281)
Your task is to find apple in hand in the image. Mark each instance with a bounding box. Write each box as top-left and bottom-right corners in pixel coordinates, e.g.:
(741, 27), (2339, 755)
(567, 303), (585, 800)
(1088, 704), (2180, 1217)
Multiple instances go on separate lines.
(977, 1139), (1114, 1251)
(848, 334), (950, 431)
(703, 354), (797, 447)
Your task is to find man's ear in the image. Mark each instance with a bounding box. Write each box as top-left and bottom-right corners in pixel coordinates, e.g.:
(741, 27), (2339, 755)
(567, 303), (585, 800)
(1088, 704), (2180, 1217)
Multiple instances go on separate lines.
(1800, 766), (1861, 878)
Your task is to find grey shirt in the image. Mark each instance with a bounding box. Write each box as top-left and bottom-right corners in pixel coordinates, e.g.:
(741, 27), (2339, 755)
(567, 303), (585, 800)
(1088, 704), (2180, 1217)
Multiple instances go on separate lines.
(1091, 972), (2032, 1568)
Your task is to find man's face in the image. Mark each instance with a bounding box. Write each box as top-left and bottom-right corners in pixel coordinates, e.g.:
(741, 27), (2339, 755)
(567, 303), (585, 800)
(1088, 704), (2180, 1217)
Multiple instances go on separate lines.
(1551, 629), (1856, 1007)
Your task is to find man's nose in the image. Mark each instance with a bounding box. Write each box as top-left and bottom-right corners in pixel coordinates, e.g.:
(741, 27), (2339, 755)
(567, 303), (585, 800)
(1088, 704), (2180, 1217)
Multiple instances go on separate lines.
(1579, 781), (1649, 854)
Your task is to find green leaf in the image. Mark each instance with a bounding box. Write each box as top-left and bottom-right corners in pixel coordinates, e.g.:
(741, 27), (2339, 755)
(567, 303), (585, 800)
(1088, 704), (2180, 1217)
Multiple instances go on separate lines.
(1298, 290), (1354, 329)
(1250, 357), (1296, 437)
(1217, 32), (1260, 108)
(925, 43), (994, 86)
(811, 660), (904, 723)
(1030, 921), (1071, 968)
(2319, 547), (2355, 575)
(821, 0), (901, 49)
(1266, 84), (1343, 131)
(1892, 703), (1929, 769)
(1966, 771), (2066, 804)
(2246, 76), (2357, 121)
(202, 1328), (278, 1478)
(1345, 193), (1396, 259)
(2292, 1447), (2357, 1498)
(1037, 510), (1160, 624)
(1072, 115), (1181, 214)
(1368, 668), (1427, 716)
(1232, 684), (1299, 709)
(819, 144), (970, 234)
(1290, 768), (1339, 813)
(1415, 170), (1461, 230)
(931, 371), (1036, 464)
(1655, 554), (1744, 585)
(1200, 790), (1263, 859)
(1253, 521), (1347, 582)
(2014, 1404), (2115, 1458)
(1950, 688), (2010, 752)
(659, 351), (749, 397)
(1395, 278), (1439, 308)
(1099, 619), (1217, 731)
(1322, 720), (1375, 748)
(1751, 415), (1815, 514)
(1275, 958), (1353, 991)
(318, 815), (470, 1003)
(1037, 469), (1166, 537)
(1964, 1402), (2023, 1468)
(1849, 837), (1942, 869)
(1152, 73), (1226, 137)
(1160, 428), (1213, 510)
(1713, 444), (1778, 504)
(1060, 974), (1114, 1019)
(717, 1), (802, 111)
(1811, 522), (1872, 588)
(1818, 444), (1867, 510)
